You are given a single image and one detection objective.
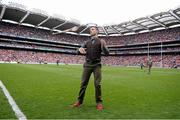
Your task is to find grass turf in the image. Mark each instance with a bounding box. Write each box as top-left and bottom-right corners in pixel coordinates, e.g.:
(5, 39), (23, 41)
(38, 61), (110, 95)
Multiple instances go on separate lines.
(0, 63), (180, 119)
(0, 85), (16, 119)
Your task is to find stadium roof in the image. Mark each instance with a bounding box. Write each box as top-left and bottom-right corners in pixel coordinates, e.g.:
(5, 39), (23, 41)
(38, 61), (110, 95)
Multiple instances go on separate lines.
(0, 2), (180, 36)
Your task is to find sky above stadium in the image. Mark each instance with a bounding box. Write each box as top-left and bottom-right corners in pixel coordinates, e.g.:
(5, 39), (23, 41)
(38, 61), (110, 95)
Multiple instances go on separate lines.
(1, 0), (180, 25)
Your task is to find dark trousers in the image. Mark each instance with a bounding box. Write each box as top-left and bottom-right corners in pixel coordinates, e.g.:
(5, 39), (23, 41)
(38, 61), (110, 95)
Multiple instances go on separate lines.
(148, 65), (152, 74)
(78, 63), (102, 104)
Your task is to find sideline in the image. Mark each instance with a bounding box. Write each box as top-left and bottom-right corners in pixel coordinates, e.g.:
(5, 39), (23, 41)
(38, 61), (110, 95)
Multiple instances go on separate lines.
(0, 80), (27, 120)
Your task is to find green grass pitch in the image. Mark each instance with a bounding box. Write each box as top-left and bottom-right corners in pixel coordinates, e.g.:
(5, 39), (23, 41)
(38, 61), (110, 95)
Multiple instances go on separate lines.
(0, 63), (180, 119)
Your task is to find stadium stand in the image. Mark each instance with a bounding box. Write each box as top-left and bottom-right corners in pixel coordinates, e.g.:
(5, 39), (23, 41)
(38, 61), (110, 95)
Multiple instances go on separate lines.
(0, 2), (180, 68)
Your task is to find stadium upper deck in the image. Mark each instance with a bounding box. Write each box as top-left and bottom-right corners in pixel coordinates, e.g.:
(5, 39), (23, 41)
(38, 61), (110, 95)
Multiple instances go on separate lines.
(0, 2), (180, 36)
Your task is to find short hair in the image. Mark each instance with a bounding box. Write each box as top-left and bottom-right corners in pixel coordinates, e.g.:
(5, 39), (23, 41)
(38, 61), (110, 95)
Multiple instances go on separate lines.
(89, 26), (99, 33)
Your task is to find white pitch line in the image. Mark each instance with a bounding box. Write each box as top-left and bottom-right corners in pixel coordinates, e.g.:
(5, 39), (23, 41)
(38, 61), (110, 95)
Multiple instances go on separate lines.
(0, 80), (27, 120)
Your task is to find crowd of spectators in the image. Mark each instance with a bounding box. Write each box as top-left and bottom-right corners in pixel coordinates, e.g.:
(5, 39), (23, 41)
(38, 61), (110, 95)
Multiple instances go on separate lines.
(0, 22), (89, 44)
(0, 41), (76, 53)
(111, 47), (180, 54)
(102, 27), (180, 45)
(1, 39), (179, 56)
(0, 22), (180, 68)
(0, 49), (179, 68)
(102, 55), (180, 68)
(0, 22), (180, 46)
(0, 49), (84, 64)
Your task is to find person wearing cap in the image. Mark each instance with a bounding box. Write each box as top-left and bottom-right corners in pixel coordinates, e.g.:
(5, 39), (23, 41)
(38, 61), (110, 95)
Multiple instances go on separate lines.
(72, 26), (109, 110)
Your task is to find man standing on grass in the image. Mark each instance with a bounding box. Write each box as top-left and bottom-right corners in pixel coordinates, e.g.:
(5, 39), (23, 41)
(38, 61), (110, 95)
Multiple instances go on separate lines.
(72, 26), (109, 110)
(147, 57), (153, 74)
(56, 59), (59, 66)
(140, 61), (144, 70)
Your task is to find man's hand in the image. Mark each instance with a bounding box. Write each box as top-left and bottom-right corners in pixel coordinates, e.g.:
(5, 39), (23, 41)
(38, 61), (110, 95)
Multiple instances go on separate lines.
(79, 48), (86, 54)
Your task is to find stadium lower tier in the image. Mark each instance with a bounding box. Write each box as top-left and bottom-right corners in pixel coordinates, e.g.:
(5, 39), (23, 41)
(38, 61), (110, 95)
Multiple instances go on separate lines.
(0, 49), (179, 68)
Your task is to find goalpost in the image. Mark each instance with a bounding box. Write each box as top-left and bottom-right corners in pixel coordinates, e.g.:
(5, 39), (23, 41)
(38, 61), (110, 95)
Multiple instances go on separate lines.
(148, 31), (163, 68)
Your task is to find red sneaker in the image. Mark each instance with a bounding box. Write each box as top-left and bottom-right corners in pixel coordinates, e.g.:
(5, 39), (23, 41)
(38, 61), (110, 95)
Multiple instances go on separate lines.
(96, 103), (103, 111)
(72, 101), (81, 107)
